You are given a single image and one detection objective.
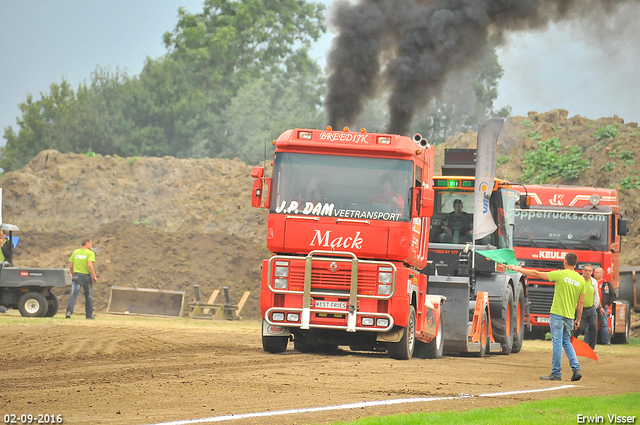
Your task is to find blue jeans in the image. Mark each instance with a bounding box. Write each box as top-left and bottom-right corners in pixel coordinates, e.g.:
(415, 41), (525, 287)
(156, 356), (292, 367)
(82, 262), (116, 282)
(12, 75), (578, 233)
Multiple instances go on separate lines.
(596, 308), (611, 344)
(576, 306), (597, 350)
(66, 274), (93, 318)
(550, 313), (580, 377)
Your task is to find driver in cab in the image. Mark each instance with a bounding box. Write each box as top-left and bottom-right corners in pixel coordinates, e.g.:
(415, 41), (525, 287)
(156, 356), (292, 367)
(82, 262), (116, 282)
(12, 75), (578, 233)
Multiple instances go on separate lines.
(440, 199), (473, 243)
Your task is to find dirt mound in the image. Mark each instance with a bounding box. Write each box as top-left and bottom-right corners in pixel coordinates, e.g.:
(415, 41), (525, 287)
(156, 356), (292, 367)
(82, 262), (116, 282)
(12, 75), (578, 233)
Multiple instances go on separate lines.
(1, 110), (640, 318)
(1, 149), (267, 241)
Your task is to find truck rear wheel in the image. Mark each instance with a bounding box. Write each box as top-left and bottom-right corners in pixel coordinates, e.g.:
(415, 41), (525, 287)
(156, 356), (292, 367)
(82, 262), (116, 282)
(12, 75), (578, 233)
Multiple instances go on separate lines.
(511, 282), (526, 353)
(388, 306), (416, 360)
(424, 315), (444, 359)
(612, 302), (631, 344)
(44, 293), (60, 317)
(492, 284), (515, 354)
(18, 292), (48, 317)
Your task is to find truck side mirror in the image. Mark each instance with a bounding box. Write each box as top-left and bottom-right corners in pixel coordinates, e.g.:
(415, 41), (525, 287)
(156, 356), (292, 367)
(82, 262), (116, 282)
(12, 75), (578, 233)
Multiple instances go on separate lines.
(519, 194), (531, 209)
(251, 166), (266, 208)
(618, 217), (628, 236)
(421, 187), (434, 217)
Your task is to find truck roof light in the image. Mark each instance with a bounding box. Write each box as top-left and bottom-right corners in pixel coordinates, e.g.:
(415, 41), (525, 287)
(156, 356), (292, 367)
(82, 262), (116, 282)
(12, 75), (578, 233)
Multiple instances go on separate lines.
(360, 128), (366, 133)
(343, 127), (349, 132)
(590, 195), (601, 206)
(378, 136), (391, 145)
(326, 125), (332, 131)
(272, 140), (276, 145)
(448, 179), (459, 187)
(299, 131), (312, 140)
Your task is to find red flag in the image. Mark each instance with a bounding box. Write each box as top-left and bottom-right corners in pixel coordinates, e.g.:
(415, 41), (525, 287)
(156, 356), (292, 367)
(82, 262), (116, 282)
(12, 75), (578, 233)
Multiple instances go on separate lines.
(571, 336), (598, 362)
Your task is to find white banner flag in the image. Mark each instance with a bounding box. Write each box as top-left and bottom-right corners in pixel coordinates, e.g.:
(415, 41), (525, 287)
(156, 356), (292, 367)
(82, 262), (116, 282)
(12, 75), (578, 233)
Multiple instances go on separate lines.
(473, 119), (503, 241)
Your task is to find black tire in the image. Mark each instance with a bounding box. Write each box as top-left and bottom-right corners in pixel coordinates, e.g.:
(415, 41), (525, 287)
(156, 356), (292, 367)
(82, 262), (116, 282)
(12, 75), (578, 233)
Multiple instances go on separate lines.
(612, 302), (631, 344)
(492, 284), (515, 355)
(388, 306), (416, 360)
(511, 282), (526, 353)
(44, 293), (60, 317)
(18, 292), (48, 317)
(424, 314), (444, 359)
(473, 308), (489, 358)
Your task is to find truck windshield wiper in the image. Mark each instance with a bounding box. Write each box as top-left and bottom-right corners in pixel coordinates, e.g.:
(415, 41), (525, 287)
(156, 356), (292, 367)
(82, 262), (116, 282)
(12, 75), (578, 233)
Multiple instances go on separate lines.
(524, 238), (571, 249)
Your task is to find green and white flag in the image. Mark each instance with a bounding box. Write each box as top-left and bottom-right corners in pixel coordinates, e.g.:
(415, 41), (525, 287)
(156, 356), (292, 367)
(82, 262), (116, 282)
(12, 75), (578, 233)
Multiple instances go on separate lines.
(473, 119), (503, 241)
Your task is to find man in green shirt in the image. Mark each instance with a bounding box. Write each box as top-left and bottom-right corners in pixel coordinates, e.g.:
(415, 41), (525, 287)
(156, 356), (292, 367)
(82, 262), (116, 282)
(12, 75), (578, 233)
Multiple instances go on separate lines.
(507, 252), (586, 381)
(65, 238), (97, 319)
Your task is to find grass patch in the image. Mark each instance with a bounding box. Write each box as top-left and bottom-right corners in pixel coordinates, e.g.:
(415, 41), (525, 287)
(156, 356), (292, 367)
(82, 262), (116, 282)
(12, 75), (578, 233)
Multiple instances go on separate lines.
(332, 392), (640, 425)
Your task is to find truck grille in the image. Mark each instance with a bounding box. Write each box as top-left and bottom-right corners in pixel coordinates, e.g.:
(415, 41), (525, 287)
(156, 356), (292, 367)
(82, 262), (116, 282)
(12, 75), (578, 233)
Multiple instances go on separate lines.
(289, 267), (378, 293)
(528, 285), (555, 315)
(523, 259), (564, 270)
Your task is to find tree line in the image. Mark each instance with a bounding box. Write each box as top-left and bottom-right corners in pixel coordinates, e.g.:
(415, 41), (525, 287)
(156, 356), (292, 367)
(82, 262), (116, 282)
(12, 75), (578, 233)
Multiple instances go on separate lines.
(1, 0), (509, 173)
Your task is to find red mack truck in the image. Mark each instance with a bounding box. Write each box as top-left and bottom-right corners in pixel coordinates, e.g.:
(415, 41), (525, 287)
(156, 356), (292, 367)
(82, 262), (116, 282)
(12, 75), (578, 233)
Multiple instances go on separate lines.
(251, 123), (523, 359)
(513, 184), (632, 343)
(251, 127), (444, 359)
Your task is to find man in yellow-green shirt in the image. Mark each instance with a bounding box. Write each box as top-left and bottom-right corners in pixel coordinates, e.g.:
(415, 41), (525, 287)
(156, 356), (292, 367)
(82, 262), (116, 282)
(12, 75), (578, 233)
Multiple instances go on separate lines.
(507, 252), (586, 381)
(65, 238), (97, 319)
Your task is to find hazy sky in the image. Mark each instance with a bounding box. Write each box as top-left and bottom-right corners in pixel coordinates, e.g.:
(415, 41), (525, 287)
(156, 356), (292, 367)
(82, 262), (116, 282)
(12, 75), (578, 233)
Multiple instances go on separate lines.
(2, 0), (640, 141)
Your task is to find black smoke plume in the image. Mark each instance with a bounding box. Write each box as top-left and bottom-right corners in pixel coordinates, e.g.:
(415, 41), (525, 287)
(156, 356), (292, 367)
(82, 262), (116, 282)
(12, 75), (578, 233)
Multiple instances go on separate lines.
(324, 0), (634, 136)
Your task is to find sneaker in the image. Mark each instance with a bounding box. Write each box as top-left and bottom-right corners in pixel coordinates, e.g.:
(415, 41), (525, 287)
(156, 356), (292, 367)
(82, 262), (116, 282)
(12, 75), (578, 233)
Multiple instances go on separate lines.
(65, 313), (71, 319)
(540, 374), (561, 381)
(571, 369), (582, 382)
(86, 316), (95, 320)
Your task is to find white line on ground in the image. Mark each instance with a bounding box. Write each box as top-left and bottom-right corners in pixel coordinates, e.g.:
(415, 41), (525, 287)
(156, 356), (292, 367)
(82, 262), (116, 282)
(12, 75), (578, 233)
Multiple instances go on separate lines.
(148, 384), (577, 425)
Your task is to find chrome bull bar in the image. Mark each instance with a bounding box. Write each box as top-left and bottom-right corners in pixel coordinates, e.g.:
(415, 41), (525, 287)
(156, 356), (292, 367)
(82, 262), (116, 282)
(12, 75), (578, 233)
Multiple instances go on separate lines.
(267, 250), (397, 333)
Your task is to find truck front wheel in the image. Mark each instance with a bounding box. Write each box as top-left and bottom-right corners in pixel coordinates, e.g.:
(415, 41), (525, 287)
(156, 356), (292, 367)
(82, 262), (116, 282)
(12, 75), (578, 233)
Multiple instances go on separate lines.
(492, 284), (515, 354)
(388, 306), (416, 360)
(18, 292), (48, 317)
(511, 282), (526, 353)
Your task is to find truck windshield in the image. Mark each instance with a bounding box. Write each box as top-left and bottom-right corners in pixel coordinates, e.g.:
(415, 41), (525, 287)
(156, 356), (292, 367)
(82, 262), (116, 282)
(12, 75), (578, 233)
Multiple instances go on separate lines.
(514, 209), (609, 250)
(270, 153), (413, 222)
(430, 189), (515, 248)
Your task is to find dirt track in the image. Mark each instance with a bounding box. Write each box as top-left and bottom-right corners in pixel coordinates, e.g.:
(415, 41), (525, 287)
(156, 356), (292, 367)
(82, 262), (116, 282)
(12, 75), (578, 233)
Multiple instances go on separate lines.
(2, 313), (639, 425)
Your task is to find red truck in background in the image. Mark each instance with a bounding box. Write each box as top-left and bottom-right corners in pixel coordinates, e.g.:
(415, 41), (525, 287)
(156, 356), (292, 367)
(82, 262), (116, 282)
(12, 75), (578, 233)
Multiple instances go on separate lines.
(251, 128), (445, 359)
(513, 184), (632, 343)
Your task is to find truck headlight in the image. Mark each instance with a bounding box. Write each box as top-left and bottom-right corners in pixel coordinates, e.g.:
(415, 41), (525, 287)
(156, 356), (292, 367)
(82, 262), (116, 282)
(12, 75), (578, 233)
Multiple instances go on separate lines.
(378, 270), (392, 284)
(274, 278), (288, 289)
(378, 284), (392, 295)
(272, 312), (285, 321)
(286, 313), (299, 322)
(275, 266), (289, 277)
(376, 318), (389, 327)
(362, 317), (374, 326)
